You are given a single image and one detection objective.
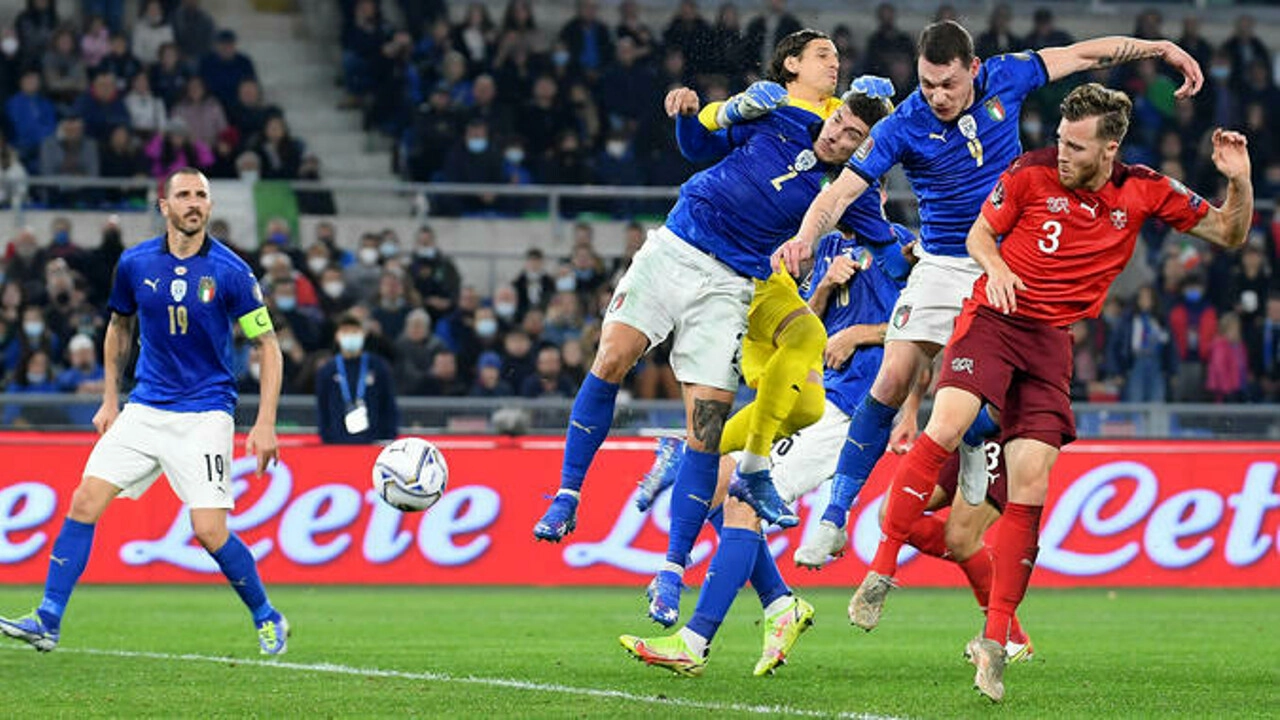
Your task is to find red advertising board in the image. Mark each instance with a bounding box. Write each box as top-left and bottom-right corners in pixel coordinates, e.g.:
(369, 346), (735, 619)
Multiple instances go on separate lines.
(0, 434), (1277, 587)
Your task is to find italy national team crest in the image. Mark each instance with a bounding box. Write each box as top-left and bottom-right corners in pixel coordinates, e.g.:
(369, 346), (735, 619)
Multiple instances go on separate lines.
(984, 97), (1006, 122)
(1110, 208), (1128, 230)
(958, 114), (977, 140)
(893, 304), (912, 329)
(854, 137), (874, 162)
(169, 278), (187, 302)
(198, 276), (216, 303)
(609, 291), (626, 314)
(794, 149), (816, 172)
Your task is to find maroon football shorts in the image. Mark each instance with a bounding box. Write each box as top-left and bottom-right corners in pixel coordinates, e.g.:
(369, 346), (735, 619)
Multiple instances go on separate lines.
(939, 300), (1076, 448)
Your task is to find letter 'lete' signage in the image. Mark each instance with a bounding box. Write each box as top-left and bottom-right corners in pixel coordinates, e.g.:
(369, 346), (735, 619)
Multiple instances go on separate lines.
(0, 434), (1276, 587)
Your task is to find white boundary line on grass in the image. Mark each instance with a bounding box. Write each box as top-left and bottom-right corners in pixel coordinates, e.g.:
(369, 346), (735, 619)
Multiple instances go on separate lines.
(15, 646), (902, 719)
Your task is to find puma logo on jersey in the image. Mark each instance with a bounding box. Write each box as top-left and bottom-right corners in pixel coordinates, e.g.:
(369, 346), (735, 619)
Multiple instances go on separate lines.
(927, 131), (947, 142)
(1080, 201), (1099, 219)
(143, 278), (160, 291)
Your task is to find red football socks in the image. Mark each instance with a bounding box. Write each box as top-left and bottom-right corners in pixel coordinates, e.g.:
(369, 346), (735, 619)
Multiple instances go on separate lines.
(984, 502), (1042, 643)
(907, 514), (948, 559)
(870, 434), (951, 576)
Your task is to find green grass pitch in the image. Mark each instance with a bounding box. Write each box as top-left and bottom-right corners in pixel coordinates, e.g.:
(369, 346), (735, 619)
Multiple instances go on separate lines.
(0, 586), (1275, 718)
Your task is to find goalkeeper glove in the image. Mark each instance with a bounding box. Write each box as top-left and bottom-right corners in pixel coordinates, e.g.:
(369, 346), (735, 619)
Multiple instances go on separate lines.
(716, 81), (788, 127)
(847, 75), (895, 100)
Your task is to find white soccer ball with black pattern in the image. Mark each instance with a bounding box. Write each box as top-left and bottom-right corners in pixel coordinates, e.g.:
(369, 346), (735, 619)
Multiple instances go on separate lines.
(372, 437), (449, 512)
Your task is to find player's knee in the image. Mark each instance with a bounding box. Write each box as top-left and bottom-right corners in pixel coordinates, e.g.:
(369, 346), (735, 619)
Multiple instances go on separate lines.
(723, 496), (761, 529)
(870, 364), (914, 407)
(589, 348), (632, 384)
(789, 383), (825, 430)
(191, 517), (230, 552)
(68, 478), (114, 523)
(779, 311), (826, 359)
(944, 520), (981, 562)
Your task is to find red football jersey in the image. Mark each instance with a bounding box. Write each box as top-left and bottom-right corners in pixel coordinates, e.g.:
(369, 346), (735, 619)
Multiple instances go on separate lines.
(974, 148), (1210, 326)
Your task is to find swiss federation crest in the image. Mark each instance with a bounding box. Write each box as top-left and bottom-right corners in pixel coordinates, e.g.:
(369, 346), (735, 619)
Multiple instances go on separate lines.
(990, 180), (1005, 209)
(198, 276), (216, 303)
(794, 149), (817, 172)
(984, 97), (1006, 122)
(1110, 208), (1128, 230)
(958, 114), (977, 140)
(169, 278), (187, 302)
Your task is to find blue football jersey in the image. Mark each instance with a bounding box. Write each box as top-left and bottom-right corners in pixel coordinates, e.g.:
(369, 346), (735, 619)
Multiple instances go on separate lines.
(845, 52), (1048, 256)
(802, 232), (908, 417)
(669, 105), (894, 280)
(108, 236), (266, 414)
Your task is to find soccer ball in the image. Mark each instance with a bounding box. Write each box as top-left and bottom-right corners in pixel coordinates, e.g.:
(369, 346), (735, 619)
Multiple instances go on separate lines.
(372, 437), (449, 512)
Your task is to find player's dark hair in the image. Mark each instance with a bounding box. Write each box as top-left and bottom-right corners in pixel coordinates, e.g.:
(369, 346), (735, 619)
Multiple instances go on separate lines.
(1060, 83), (1132, 143)
(766, 29), (831, 85)
(918, 20), (974, 66)
(161, 166), (207, 198)
(843, 92), (894, 129)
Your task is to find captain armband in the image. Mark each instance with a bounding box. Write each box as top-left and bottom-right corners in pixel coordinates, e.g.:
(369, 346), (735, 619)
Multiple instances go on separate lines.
(238, 306), (274, 339)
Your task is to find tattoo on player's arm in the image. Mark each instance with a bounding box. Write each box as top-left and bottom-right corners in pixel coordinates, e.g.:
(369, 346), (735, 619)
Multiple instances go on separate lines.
(1094, 41), (1157, 69)
(690, 398), (731, 450)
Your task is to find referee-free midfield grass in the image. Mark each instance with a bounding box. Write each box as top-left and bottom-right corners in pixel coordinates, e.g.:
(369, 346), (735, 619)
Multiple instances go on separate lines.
(0, 586), (1274, 719)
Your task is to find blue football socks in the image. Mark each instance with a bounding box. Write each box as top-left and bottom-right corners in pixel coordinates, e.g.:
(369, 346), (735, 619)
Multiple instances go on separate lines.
(665, 448), (719, 566)
(963, 405), (999, 447)
(211, 534), (274, 622)
(821, 394), (898, 528)
(37, 517), (95, 630)
(559, 373), (620, 493)
(686, 527), (761, 643)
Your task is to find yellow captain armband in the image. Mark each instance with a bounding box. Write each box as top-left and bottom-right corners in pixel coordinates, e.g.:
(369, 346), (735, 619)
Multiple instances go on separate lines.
(698, 102), (725, 131)
(238, 306), (274, 339)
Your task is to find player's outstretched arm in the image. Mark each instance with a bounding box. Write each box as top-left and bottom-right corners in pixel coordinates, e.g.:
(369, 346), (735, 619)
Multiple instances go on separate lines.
(1039, 36), (1203, 99)
(92, 312), (135, 434)
(777, 169), (871, 275)
(246, 331), (282, 476)
(1188, 129), (1254, 250)
(967, 215), (1025, 315)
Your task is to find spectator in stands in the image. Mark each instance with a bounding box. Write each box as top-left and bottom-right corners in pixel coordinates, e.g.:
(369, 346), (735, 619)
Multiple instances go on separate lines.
(1229, 242), (1271, 369)
(150, 42), (189, 109)
(560, 337), (587, 387)
(42, 27), (89, 107)
(593, 129), (644, 213)
(745, 0), (803, 75)
(341, 0), (393, 109)
(491, 284), (519, 328)
(863, 3), (913, 78)
(0, 131), (29, 209)
(1221, 15), (1270, 93)
(500, 0), (537, 43)
(6, 70), (58, 166)
(452, 2), (496, 72)
(318, 265), (358, 317)
(520, 75), (571, 163)
(5, 228), (45, 299)
(14, 0), (58, 68)
(470, 351), (513, 397)
(200, 29), (256, 111)
(0, 26), (21, 98)
(439, 118), (505, 215)
(1206, 313), (1248, 403)
(343, 233), (384, 303)
(226, 78), (274, 141)
(95, 33), (141, 92)
(171, 76), (227, 147)
(1024, 7), (1075, 50)
(404, 84), (459, 182)
(1177, 16), (1214, 71)
(253, 114), (304, 180)
(490, 28), (540, 103)
(40, 114), (100, 198)
(133, 0), (175, 65)
(17, 303), (60, 361)
(369, 269), (415, 342)
(467, 74), (513, 141)
(84, 0), (124, 34)
(662, 1), (713, 77)
(80, 16), (111, 69)
(144, 117), (211, 178)
(422, 349), (468, 397)
(559, 0), (613, 79)
(316, 313), (398, 444)
(513, 247), (554, 318)
(1260, 294), (1280, 401)
(3, 348), (63, 426)
(975, 2), (1021, 59)
(598, 37), (657, 131)
(55, 333), (102, 426)
(1168, 272), (1218, 401)
(172, 0), (216, 63)
(396, 0), (447, 42)
(705, 4), (749, 81)
(521, 344), (574, 398)
(393, 307), (446, 395)
(1116, 286), (1174, 403)
(543, 290), (584, 347)
(409, 225), (461, 321)
(123, 70), (167, 138)
(500, 328), (535, 390)
(538, 130), (592, 196)
(98, 124), (146, 189)
(73, 72), (131, 142)
(565, 81), (602, 149)
(615, 0), (655, 62)
(269, 276), (324, 353)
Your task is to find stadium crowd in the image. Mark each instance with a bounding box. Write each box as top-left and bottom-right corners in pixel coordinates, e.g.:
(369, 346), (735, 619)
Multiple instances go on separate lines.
(1, 0), (1278, 422)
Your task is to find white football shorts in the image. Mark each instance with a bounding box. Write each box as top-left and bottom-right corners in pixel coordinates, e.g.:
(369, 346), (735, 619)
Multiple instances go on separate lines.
(730, 399), (853, 505)
(604, 226), (754, 391)
(84, 403), (235, 509)
(884, 245), (983, 346)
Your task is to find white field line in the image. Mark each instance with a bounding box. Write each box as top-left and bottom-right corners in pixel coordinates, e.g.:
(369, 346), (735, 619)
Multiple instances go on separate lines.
(3, 645), (903, 719)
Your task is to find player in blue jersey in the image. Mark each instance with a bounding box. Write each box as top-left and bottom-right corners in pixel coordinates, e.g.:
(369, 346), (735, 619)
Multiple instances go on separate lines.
(621, 224), (914, 676)
(533, 33), (895, 562)
(774, 21), (1203, 628)
(0, 168), (289, 655)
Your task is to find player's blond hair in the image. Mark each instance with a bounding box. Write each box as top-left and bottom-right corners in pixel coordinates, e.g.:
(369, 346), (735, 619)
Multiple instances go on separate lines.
(1060, 83), (1132, 143)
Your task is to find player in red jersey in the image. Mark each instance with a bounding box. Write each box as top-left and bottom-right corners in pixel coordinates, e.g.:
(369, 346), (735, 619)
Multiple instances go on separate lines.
(855, 83), (1254, 702)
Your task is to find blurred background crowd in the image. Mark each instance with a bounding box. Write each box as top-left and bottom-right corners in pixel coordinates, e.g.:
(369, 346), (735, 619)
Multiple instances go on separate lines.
(0, 0), (1277, 426)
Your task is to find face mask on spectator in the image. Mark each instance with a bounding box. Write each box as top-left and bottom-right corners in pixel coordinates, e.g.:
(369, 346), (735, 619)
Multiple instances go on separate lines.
(494, 301), (517, 320)
(466, 138), (488, 153)
(606, 141), (627, 159)
(417, 246), (438, 260)
(358, 247), (380, 266)
(555, 275), (576, 292)
(275, 295), (297, 311)
(1210, 65), (1229, 80)
(476, 318), (498, 337)
(307, 257), (328, 275)
(380, 241), (399, 258)
(1, 38), (18, 57)
(27, 371), (47, 384)
(23, 321), (44, 338)
(1184, 287), (1203, 303)
(240, 170), (260, 183)
(504, 148), (524, 164)
(1021, 120), (1042, 137)
(338, 333), (365, 354)
(552, 50), (570, 67)
(53, 230), (70, 245)
(323, 281), (345, 298)
(249, 362), (261, 380)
